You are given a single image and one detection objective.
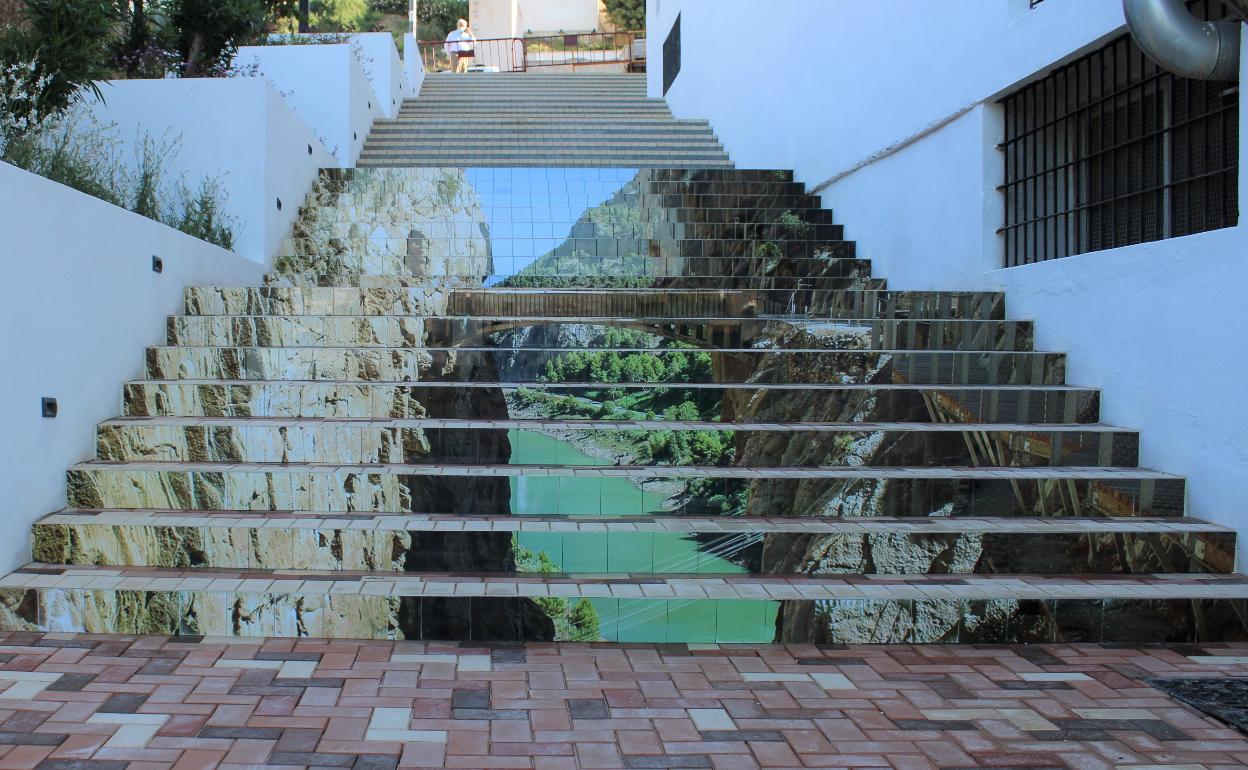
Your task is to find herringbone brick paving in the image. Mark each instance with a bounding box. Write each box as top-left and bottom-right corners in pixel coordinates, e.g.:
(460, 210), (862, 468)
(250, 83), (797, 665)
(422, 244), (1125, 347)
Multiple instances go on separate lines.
(0, 634), (1247, 769)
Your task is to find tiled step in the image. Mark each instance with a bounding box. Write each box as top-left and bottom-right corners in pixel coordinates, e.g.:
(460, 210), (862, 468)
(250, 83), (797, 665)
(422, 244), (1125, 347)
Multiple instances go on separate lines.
(141, 346), (1065, 385)
(121, 381), (1101, 424)
(367, 127), (717, 137)
(93, 417), (1136, 467)
(64, 462), (1182, 518)
(165, 316), (1033, 351)
(291, 220), (838, 242)
(266, 272), (882, 290)
(32, 511), (1234, 575)
(361, 141), (728, 152)
(271, 240), (859, 269)
(375, 119), (710, 130)
(296, 203), (833, 225)
(446, 289), (1002, 319)
(184, 287), (1000, 319)
(5, 565), (1245, 642)
(356, 158), (738, 169)
(327, 167), (790, 182)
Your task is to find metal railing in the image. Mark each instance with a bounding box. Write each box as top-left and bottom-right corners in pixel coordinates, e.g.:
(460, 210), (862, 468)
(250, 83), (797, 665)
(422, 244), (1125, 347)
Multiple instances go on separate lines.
(417, 31), (644, 74)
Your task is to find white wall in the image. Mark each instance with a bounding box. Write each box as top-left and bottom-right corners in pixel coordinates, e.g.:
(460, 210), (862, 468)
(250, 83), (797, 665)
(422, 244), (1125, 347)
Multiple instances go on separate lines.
(83, 77), (332, 264)
(0, 163), (265, 572)
(518, 0), (601, 33)
(650, 0), (1248, 564)
(404, 34), (426, 99)
(353, 32), (414, 116)
(237, 43), (382, 165)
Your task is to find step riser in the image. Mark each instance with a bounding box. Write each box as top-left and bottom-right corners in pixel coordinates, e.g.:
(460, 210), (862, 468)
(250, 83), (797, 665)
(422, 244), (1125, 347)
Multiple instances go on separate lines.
(121, 383), (1101, 424)
(288, 222), (840, 242)
(94, 425), (1135, 468)
(297, 206), (834, 225)
(355, 162), (739, 169)
(65, 468), (1181, 518)
(271, 242), (857, 269)
(8, 584), (1240, 643)
(185, 289), (995, 320)
(321, 168), (790, 180)
(143, 349), (1065, 386)
(165, 318), (1034, 352)
(272, 275), (881, 290)
(33, 523), (1231, 575)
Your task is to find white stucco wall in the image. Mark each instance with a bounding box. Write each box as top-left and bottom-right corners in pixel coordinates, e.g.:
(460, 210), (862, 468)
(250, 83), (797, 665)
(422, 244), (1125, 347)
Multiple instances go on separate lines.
(518, 0), (602, 33)
(0, 163), (265, 572)
(404, 34), (427, 98)
(351, 32), (413, 116)
(82, 77), (332, 264)
(649, 0), (1248, 563)
(237, 43), (383, 165)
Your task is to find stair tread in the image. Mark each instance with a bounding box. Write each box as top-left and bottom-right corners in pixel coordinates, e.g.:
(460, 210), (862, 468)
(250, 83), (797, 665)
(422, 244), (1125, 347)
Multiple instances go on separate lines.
(43, 510), (1228, 533)
(129, 379), (1095, 390)
(99, 416), (1125, 431)
(69, 461), (1176, 478)
(9, 564), (1247, 600)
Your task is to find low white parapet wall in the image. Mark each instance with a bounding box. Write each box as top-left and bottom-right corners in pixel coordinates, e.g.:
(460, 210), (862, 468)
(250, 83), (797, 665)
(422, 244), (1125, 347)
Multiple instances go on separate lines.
(238, 41), (386, 165)
(81, 77), (334, 265)
(0, 163), (267, 572)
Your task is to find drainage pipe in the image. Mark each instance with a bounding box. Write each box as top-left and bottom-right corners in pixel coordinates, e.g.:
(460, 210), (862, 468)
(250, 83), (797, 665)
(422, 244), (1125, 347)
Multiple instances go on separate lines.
(1122, 0), (1243, 81)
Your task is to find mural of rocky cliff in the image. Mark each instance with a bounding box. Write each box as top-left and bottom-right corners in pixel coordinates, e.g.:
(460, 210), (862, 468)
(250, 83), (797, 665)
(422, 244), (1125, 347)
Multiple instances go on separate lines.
(18, 167), (1244, 645)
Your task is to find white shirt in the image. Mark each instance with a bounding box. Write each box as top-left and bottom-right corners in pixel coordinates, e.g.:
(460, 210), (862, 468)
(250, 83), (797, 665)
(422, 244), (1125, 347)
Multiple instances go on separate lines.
(445, 29), (476, 53)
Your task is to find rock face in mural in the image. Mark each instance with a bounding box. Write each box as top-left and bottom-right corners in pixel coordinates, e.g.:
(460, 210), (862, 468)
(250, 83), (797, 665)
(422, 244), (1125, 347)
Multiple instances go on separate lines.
(16, 167), (1245, 644)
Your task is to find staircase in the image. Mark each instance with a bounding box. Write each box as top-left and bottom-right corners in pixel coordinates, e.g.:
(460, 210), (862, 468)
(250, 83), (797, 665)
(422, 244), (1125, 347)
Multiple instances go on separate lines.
(359, 73), (732, 167)
(5, 74), (1246, 645)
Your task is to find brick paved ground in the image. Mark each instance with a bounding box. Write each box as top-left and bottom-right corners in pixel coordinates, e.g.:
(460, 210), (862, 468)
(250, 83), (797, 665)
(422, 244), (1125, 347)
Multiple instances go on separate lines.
(0, 634), (1247, 770)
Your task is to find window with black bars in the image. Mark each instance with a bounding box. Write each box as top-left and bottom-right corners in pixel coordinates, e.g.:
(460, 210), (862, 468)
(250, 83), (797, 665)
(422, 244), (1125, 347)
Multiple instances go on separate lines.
(999, 0), (1239, 267)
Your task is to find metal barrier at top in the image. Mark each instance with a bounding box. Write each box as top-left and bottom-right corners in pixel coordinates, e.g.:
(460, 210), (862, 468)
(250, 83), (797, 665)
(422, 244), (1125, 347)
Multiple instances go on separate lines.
(419, 31), (645, 74)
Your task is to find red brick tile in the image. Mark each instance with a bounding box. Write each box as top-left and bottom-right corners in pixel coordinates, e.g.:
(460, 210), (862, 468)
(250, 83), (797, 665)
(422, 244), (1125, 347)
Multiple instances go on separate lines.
(399, 741), (448, 768)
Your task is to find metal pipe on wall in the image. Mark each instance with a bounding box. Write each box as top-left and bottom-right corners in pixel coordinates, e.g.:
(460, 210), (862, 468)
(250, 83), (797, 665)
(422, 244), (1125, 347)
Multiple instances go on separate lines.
(1122, 0), (1243, 81)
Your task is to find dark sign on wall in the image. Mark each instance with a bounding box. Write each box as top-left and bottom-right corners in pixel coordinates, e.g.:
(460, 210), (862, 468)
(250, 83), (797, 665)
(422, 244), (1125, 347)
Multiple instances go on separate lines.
(663, 14), (681, 95)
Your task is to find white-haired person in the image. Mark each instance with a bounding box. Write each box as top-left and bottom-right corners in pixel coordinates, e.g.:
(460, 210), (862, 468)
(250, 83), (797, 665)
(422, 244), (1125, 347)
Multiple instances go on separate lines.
(444, 19), (476, 73)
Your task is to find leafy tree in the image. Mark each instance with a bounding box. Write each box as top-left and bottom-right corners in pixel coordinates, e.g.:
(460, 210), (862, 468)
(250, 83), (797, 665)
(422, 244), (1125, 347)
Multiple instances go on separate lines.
(0, 0), (118, 116)
(603, 0), (643, 31)
(310, 0), (376, 32)
(413, 0), (467, 38)
(567, 599), (600, 641)
(163, 0), (267, 76)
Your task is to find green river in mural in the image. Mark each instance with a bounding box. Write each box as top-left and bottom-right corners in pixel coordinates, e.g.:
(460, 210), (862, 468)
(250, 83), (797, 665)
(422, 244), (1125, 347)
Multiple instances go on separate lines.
(507, 430), (778, 642)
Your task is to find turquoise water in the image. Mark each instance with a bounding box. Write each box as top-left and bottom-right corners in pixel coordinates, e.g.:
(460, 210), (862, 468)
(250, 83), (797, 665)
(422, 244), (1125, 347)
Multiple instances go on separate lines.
(507, 429), (778, 642)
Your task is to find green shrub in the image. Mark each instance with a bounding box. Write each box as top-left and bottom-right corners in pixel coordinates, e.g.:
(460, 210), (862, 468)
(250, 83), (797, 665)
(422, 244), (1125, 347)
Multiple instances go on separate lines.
(163, 0), (268, 76)
(3, 113), (238, 250)
(0, 0), (117, 118)
(412, 0), (467, 38)
(603, 0), (644, 31)
(310, 0), (376, 32)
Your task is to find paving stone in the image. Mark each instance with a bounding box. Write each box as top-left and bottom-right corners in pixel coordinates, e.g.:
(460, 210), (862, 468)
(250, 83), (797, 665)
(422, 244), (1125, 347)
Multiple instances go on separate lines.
(567, 699), (610, 719)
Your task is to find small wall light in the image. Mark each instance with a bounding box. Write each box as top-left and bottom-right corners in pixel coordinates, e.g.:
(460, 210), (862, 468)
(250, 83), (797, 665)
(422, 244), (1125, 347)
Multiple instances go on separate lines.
(308, 144), (314, 155)
(277, 198), (283, 211)
(42, 397), (57, 418)
(152, 255), (163, 273)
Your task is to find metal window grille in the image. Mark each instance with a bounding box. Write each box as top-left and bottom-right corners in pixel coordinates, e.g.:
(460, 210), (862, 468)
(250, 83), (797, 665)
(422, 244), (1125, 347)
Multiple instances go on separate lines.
(1000, 0), (1240, 266)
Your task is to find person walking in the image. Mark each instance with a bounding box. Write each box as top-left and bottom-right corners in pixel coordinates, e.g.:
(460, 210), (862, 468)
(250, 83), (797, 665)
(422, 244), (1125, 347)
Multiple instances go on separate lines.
(444, 18), (476, 73)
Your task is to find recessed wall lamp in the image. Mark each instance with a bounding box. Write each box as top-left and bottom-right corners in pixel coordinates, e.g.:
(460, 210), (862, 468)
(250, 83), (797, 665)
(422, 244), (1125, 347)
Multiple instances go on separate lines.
(41, 397), (57, 418)
(152, 255), (163, 273)
(277, 198), (283, 211)
(308, 144), (314, 155)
